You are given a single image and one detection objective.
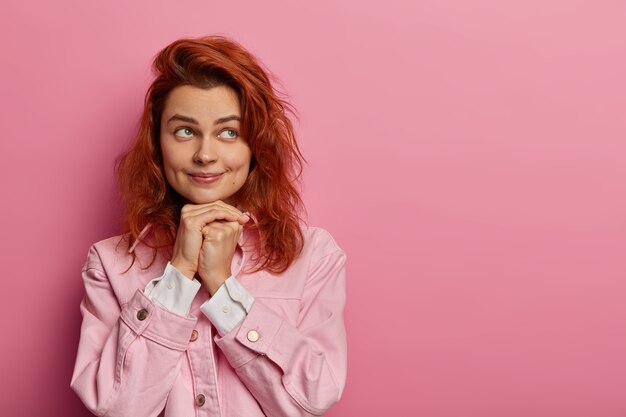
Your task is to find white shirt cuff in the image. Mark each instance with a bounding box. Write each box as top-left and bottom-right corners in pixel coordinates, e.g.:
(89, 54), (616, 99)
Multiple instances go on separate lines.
(144, 262), (201, 316)
(200, 277), (254, 336)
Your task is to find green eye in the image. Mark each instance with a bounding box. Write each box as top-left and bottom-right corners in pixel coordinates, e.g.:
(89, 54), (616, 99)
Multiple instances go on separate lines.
(174, 127), (194, 138)
(218, 129), (238, 139)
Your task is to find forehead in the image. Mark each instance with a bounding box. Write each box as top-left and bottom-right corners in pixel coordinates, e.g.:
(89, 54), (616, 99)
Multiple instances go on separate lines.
(162, 85), (240, 122)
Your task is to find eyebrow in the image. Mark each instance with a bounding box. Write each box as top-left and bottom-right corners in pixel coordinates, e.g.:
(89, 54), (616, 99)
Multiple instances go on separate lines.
(167, 114), (241, 125)
(214, 115), (241, 125)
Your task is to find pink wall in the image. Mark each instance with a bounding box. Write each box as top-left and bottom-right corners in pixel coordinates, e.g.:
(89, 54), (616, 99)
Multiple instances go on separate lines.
(1, 1), (625, 415)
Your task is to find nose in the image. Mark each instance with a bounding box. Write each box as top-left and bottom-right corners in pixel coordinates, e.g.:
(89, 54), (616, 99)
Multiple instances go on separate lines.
(193, 137), (217, 165)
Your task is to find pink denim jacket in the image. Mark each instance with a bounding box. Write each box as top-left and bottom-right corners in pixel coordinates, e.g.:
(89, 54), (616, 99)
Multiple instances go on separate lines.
(70, 224), (347, 416)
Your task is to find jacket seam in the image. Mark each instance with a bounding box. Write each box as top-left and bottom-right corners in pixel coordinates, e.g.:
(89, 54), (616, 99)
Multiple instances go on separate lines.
(283, 378), (327, 416)
(305, 249), (345, 285)
(82, 265), (105, 274)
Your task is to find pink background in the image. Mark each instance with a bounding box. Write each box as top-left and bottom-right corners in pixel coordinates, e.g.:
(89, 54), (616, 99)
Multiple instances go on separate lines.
(1, 1), (625, 416)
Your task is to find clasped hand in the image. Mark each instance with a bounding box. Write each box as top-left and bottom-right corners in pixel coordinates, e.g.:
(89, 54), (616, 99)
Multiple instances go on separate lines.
(170, 201), (250, 295)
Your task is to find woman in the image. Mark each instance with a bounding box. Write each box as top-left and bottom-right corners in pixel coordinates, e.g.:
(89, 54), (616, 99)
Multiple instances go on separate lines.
(71, 36), (347, 417)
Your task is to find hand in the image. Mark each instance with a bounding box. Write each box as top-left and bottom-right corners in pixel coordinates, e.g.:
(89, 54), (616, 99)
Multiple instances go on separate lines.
(171, 201), (250, 291)
(198, 219), (244, 295)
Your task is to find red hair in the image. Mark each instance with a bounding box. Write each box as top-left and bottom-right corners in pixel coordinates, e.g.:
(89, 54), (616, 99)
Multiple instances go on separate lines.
(116, 36), (305, 273)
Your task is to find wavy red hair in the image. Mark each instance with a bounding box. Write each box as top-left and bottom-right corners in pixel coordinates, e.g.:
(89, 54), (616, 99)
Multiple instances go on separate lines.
(116, 36), (305, 273)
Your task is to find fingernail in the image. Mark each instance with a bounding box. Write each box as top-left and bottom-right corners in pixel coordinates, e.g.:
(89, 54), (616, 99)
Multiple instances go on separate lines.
(239, 214), (250, 222)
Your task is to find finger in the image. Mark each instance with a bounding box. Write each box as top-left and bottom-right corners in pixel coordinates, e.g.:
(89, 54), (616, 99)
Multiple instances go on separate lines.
(201, 220), (243, 235)
(212, 202), (249, 224)
(200, 221), (242, 240)
(199, 201), (249, 224)
(189, 207), (249, 225)
(237, 212), (250, 224)
(183, 200), (242, 216)
(182, 209), (242, 231)
(182, 202), (247, 223)
(201, 220), (242, 233)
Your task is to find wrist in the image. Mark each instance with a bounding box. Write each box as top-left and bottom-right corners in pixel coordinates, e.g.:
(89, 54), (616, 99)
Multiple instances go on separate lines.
(170, 259), (197, 280)
(201, 270), (231, 296)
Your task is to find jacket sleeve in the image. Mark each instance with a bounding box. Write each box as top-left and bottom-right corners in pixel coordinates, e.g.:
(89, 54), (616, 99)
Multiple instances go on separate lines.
(70, 245), (198, 417)
(213, 249), (348, 417)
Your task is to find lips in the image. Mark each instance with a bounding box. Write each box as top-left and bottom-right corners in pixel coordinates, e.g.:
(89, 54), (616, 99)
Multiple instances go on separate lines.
(190, 172), (223, 178)
(188, 172), (224, 184)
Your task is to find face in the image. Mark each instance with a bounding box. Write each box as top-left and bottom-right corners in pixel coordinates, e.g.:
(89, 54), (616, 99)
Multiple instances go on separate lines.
(160, 85), (252, 206)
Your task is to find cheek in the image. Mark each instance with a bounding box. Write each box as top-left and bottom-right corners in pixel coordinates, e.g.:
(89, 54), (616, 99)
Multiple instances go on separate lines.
(225, 146), (252, 171)
(237, 156), (252, 180)
(238, 147), (253, 171)
(161, 159), (176, 186)
(161, 143), (182, 171)
(160, 146), (181, 186)
(161, 154), (173, 176)
(228, 155), (251, 186)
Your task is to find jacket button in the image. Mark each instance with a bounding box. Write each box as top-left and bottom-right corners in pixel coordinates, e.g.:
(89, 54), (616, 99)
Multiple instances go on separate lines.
(190, 330), (198, 342)
(247, 330), (259, 342)
(195, 394), (206, 407)
(136, 309), (148, 321)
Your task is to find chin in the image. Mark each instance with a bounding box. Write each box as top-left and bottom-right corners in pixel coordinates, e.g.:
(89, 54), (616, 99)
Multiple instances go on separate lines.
(188, 196), (222, 204)
(187, 193), (239, 206)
